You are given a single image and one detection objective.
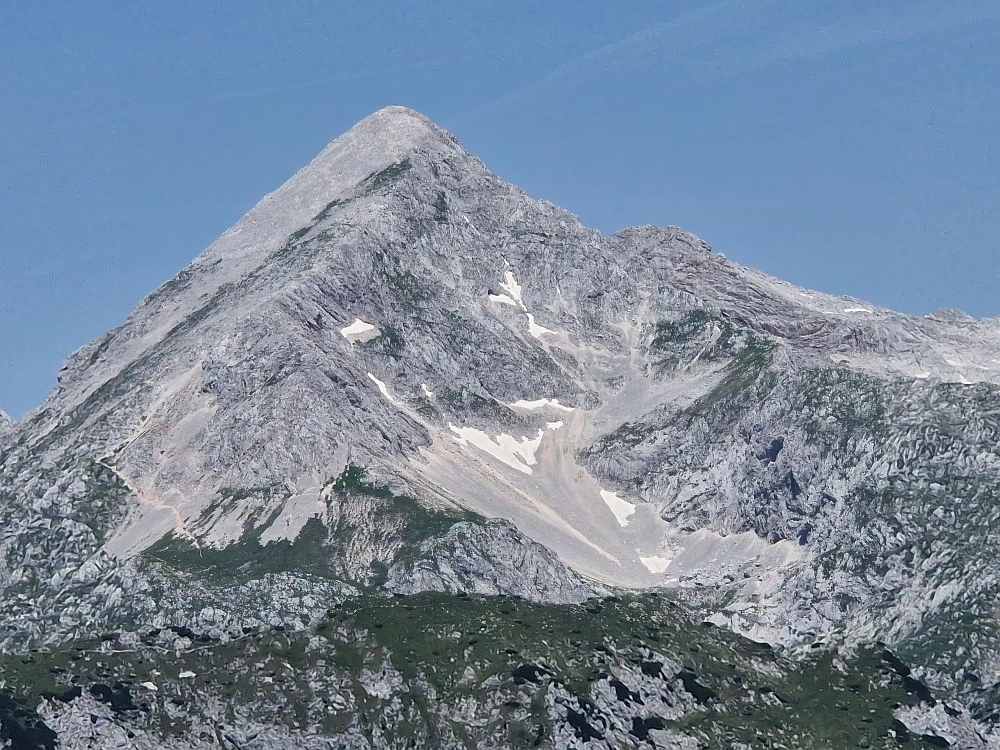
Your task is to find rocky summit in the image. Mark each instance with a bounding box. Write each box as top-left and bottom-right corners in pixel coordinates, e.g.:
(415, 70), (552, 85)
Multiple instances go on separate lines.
(1, 106), (1000, 748)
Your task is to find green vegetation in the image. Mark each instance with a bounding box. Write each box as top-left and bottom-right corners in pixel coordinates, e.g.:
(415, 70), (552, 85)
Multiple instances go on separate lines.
(593, 415), (660, 451)
(0, 592), (949, 748)
(644, 309), (780, 431)
(361, 322), (405, 359)
(433, 190), (448, 222)
(164, 282), (235, 341)
(25, 349), (159, 455)
(310, 197), (348, 226)
(799, 367), (887, 449)
(437, 386), (517, 424)
(145, 466), (474, 589)
(412, 395), (443, 423)
(362, 158), (413, 194)
(674, 335), (777, 435)
(650, 309), (774, 370)
(285, 198), (349, 245)
(649, 309), (717, 351)
(593, 314), (778, 452)
(682, 342), (776, 425)
(144, 514), (335, 587)
(384, 267), (434, 311)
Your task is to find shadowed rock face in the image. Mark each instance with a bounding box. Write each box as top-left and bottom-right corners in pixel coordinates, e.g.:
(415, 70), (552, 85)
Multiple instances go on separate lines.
(3, 106), (1000, 746)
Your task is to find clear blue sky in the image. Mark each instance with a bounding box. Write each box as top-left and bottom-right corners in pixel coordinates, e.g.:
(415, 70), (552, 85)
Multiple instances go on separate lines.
(2, 1), (999, 417)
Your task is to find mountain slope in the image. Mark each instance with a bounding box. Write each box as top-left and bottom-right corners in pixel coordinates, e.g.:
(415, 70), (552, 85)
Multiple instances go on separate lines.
(2, 106), (1000, 747)
(6, 592), (983, 750)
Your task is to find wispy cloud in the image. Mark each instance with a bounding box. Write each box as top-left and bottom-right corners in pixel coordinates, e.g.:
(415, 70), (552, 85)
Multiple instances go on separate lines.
(458, 0), (1000, 121)
(456, 0), (740, 121)
(731, 1), (1000, 70)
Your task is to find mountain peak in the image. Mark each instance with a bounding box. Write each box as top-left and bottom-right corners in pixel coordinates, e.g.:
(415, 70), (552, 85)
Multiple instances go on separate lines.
(308, 105), (459, 176)
(193, 105), (464, 271)
(347, 105), (450, 142)
(45, 107), (472, 409)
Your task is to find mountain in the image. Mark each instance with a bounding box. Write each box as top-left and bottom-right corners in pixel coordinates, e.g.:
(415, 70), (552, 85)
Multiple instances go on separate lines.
(1, 106), (1000, 748)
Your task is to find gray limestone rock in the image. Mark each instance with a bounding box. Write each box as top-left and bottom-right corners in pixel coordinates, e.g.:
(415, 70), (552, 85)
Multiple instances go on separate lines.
(385, 518), (602, 603)
(3, 105), (1000, 746)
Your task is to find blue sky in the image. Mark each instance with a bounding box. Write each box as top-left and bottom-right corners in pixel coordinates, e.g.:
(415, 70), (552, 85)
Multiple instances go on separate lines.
(2, 1), (999, 416)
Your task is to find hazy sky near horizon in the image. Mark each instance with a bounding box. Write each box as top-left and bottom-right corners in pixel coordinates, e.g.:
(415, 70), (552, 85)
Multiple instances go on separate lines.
(2, 1), (1000, 416)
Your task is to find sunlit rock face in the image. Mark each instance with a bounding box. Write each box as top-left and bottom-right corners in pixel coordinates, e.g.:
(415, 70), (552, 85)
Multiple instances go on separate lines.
(3, 106), (1000, 748)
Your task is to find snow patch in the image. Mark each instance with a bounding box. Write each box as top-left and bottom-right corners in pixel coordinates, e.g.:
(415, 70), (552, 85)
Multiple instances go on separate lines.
(139, 682), (158, 692)
(600, 490), (636, 527)
(509, 398), (574, 412)
(495, 269), (559, 338)
(178, 670), (197, 679)
(640, 556), (671, 574)
(367, 373), (397, 404)
(450, 424), (544, 475)
(421, 383), (436, 399)
(843, 307), (874, 314)
(500, 271), (525, 308)
(527, 314), (558, 338)
(546, 421), (564, 430)
(341, 318), (379, 344)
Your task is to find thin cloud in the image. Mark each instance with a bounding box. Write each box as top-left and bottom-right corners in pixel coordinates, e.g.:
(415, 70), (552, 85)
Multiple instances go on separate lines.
(456, 0), (738, 121)
(734, 2), (1000, 71)
(459, 0), (1000, 121)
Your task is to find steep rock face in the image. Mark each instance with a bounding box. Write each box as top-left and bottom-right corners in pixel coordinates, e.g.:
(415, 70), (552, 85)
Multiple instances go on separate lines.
(0, 411), (11, 445)
(2, 107), (1000, 744)
(385, 518), (601, 602)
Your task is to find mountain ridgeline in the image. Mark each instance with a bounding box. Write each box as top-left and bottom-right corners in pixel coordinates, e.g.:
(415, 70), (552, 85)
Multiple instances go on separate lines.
(2, 106), (1000, 748)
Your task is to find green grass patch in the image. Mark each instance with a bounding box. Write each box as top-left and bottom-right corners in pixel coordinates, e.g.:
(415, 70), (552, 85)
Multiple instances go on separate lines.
(145, 466), (474, 590)
(0, 592), (945, 749)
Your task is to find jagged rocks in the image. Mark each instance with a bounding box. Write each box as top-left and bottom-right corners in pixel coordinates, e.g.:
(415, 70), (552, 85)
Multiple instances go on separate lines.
(385, 519), (599, 604)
